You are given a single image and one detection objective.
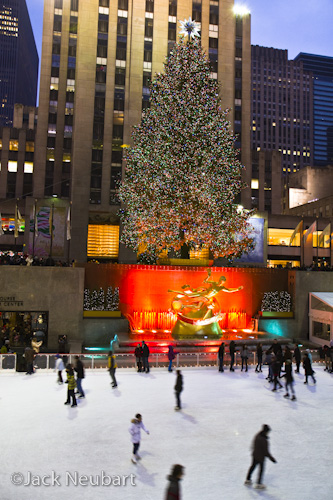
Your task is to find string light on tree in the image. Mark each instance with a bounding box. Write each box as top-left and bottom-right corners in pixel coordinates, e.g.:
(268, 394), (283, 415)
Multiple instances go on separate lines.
(119, 19), (254, 261)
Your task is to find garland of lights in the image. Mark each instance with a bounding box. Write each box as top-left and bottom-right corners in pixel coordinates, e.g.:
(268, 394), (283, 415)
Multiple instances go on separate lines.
(261, 291), (292, 312)
(118, 34), (254, 260)
(84, 287), (120, 311)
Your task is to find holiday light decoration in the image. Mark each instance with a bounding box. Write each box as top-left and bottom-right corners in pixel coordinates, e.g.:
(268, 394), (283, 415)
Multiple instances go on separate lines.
(84, 287), (120, 311)
(261, 291), (291, 312)
(179, 17), (201, 39)
(119, 33), (254, 260)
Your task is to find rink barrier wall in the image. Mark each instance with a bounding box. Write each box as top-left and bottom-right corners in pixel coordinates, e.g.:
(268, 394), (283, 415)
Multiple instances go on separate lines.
(0, 350), (322, 371)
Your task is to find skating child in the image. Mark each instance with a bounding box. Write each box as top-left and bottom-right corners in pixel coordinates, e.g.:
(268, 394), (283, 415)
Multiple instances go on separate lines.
(64, 364), (77, 407)
(281, 358), (296, 400)
(129, 413), (149, 464)
(55, 354), (65, 384)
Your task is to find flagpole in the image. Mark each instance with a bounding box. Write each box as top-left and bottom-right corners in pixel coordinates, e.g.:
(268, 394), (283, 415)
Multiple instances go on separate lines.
(316, 218), (319, 269)
(49, 203), (54, 259)
(14, 200), (18, 252)
(67, 202), (72, 266)
(32, 199), (37, 259)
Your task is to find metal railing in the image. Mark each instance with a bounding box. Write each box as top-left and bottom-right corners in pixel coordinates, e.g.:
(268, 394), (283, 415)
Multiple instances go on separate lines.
(0, 350), (322, 371)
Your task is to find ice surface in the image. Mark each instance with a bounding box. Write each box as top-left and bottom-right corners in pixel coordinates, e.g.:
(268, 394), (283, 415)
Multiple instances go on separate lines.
(1, 365), (332, 500)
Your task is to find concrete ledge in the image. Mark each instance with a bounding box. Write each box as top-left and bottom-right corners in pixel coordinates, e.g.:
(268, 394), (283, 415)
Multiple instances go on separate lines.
(83, 311), (121, 318)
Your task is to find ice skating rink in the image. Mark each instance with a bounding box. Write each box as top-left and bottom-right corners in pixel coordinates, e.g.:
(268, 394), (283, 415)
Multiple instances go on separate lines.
(1, 365), (332, 500)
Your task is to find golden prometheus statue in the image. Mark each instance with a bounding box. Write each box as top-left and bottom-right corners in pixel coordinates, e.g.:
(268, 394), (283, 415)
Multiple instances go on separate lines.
(168, 268), (243, 338)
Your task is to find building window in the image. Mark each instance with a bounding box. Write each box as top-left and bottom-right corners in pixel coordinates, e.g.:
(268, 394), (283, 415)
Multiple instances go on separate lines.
(87, 225), (119, 258)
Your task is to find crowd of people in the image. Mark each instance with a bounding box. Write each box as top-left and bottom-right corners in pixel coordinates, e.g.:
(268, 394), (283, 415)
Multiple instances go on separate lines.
(0, 251), (70, 267)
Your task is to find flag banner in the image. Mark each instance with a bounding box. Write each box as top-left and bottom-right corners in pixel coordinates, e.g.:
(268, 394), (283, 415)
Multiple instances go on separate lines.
(14, 205), (19, 238)
(289, 220), (303, 246)
(0, 212), (4, 236)
(303, 221), (317, 267)
(28, 206), (66, 257)
(33, 203), (38, 239)
(49, 205), (54, 238)
(303, 221), (317, 240)
(318, 223), (331, 248)
(66, 206), (71, 241)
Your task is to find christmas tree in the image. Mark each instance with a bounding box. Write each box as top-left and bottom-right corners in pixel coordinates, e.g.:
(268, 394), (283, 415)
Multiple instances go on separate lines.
(119, 18), (254, 259)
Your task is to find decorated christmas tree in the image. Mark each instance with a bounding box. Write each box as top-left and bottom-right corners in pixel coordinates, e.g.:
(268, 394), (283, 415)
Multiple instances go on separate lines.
(119, 18), (254, 259)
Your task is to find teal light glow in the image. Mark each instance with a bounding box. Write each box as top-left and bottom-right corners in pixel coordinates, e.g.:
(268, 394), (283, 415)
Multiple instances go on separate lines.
(260, 320), (286, 337)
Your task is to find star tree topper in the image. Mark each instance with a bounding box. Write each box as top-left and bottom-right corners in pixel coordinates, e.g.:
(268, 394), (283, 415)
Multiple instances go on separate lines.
(179, 17), (201, 39)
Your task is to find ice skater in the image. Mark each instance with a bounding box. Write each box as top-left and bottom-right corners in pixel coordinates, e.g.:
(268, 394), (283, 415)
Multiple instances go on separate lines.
(174, 369), (183, 410)
(293, 344), (301, 373)
(168, 344), (176, 372)
(74, 355), (85, 397)
(241, 344), (249, 372)
(64, 364), (77, 407)
(55, 354), (65, 384)
(129, 413), (149, 464)
(218, 342), (225, 372)
(303, 352), (316, 384)
(281, 359), (296, 400)
(245, 424), (277, 489)
(108, 350), (117, 388)
(134, 343), (143, 372)
(229, 340), (236, 371)
(142, 340), (150, 373)
(165, 464), (185, 500)
(271, 355), (283, 391)
(255, 343), (263, 372)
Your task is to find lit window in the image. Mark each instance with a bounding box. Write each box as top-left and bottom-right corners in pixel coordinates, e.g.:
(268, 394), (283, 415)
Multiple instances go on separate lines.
(9, 140), (18, 151)
(8, 161), (17, 172)
(24, 162), (33, 173)
(251, 179), (259, 189)
(87, 225), (119, 258)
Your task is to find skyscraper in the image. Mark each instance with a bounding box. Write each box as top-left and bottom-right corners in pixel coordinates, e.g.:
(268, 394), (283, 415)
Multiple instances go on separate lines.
(0, 0), (38, 127)
(294, 53), (333, 167)
(251, 45), (313, 175)
(33, 0), (251, 263)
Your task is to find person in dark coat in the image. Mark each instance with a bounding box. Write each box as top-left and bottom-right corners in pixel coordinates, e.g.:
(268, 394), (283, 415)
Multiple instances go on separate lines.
(303, 353), (316, 384)
(241, 344), (249, 372)
(174, 370), (183, 410)
(229, 340), (236, 371)
(245, 424), (277, 489)
(281, 358), (296, 400)
(74, 355), (85, 398)
(108, 351), (118, 388)
(134, 343), (143, 372)
(165, 464), (185, 500)
(24, 346), (35, 375)
(255, 343), (263, 372)
(168, 345), (176, 372)
(270, 339), (282, 357)
(218, 342), (225, 372)
(271, 355), (283, 391)
(293, 344), (301, 373)
(142, 340), (150, 373)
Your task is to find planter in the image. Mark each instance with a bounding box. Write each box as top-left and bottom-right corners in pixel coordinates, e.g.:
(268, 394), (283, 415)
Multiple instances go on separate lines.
(83, 311), (121, 318)
(261, 311), (293, 318)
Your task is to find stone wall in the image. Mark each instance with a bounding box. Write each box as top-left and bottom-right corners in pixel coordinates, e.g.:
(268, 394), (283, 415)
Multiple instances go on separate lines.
(0, 267), (85, 352)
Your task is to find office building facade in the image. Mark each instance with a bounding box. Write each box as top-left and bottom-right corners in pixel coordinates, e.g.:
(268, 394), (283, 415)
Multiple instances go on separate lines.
(33, 0), (252, 263)
(0, 0), (38, 127)
(294, 53), (333, 167)
(251, 45), (313, 175)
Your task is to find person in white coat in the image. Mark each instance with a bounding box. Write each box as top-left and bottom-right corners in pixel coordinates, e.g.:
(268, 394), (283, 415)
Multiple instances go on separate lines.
(55, 354), (65, 384)
(129, 413), (149, 464)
